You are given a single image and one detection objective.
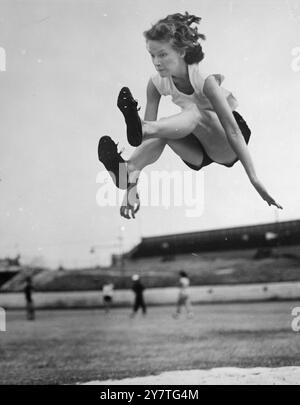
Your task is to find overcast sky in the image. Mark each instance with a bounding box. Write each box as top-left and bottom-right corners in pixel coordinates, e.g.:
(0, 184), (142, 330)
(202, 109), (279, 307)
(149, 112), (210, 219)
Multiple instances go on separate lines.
(0, 0), (299, 268)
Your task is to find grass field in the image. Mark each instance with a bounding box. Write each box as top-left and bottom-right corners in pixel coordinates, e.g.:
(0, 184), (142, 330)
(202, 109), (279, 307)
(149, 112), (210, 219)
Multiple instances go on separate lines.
(1, 301), (300, 384)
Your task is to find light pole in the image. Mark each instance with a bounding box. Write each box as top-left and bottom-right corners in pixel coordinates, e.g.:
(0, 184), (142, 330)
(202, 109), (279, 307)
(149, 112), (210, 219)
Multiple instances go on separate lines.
(274, 208), (280, 254)
(118, 226), (126, 286)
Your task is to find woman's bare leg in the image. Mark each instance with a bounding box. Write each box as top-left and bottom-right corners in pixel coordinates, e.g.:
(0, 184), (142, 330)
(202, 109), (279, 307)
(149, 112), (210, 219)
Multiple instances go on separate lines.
(122, 135), (204, 217)
(126, 134), (204, 183)
(184, 299), (193, 317)
(126, 138), (167, 183)
(142, 104), (202, 141)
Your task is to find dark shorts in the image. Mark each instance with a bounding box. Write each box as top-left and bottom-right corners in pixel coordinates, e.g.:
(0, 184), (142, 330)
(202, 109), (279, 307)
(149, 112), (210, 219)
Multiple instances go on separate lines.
(182, 110), (251, 171)
(103, 296), (112, 303)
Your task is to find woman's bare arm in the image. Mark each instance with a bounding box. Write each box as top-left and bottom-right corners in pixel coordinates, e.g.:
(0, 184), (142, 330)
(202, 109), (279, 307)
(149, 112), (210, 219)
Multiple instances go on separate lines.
(203, 76), (282, 209)
(144, 78), (161, 121)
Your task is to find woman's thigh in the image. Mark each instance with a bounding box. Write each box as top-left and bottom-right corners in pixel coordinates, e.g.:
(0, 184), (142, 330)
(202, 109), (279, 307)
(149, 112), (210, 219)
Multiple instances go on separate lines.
(167, 134), (204, 167)
(192, 110), (240, 163)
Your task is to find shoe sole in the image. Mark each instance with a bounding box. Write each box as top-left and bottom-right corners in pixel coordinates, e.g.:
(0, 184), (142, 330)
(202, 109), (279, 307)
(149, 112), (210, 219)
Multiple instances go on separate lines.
(98, 136), (117, 161)
(117, 87), (142, 147)
(98, 136), (128, 190)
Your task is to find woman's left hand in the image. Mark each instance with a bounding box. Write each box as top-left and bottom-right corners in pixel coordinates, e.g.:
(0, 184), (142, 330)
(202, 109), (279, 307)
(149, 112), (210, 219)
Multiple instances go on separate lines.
(251, 178), (283, 209)
(120, 186), (140, 219)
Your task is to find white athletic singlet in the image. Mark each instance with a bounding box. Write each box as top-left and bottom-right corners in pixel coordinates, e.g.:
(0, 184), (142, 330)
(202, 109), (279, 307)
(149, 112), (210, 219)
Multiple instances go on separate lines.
(103, 283), (114, 297)
(151, 61), (238, 112)
(179, 276), (190, 297)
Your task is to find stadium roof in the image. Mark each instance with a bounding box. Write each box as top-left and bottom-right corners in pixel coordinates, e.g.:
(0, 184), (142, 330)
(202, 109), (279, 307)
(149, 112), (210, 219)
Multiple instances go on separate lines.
(125, 219), (300, 259)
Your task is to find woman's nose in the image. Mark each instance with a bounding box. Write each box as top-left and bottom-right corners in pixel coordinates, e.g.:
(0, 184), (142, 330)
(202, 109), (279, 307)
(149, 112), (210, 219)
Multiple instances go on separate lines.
(153, 56), (160, 66)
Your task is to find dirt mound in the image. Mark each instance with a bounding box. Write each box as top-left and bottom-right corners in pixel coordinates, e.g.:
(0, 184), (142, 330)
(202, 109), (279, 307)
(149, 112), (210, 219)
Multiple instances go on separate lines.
(81, 367), (300, 385)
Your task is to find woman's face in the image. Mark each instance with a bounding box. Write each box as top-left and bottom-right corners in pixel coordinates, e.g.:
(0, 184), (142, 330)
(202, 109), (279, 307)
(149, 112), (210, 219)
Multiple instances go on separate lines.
(146, 39), (185, 77)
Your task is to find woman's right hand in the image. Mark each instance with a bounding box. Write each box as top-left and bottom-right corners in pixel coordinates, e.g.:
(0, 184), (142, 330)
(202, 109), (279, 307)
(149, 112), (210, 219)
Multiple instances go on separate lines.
(251, 178), (283, 209)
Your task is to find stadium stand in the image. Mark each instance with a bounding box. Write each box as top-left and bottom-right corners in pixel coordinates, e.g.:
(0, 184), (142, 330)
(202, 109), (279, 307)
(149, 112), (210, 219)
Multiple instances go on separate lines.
(125, 220), (300, 259)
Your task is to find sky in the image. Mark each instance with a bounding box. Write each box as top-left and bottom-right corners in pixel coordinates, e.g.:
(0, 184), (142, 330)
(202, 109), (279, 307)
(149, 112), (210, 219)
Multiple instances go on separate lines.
(0, 0), (299, 268)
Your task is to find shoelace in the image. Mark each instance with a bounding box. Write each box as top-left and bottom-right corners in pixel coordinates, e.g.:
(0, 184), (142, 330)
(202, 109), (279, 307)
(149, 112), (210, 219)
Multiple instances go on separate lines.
(118, 147), (125, 156)
(133, 98), (141, 112)
(116, 142), (125, 157)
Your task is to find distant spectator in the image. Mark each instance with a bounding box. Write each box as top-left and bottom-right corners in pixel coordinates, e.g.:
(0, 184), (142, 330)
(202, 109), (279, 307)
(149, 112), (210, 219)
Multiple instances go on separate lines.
(131, 274), (147, 317)
(102, 282), (114, 314)
(24, 276), (35, 320)
(173, 271), (193, 319)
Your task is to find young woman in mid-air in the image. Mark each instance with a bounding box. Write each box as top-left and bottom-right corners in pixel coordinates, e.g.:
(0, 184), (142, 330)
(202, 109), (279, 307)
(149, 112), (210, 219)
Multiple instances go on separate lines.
(98, 12), (282, 219)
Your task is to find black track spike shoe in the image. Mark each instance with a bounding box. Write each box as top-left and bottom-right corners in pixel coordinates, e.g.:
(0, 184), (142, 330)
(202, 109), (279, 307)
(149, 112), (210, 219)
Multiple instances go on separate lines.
(117, 87), (143, 147)
(98, 136), (128, 189)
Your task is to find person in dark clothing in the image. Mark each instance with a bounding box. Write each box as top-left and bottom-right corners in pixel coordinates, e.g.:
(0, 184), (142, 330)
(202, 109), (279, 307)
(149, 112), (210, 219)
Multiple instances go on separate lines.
(131, 274), (147, 317)
(24, 276), (35, 320)
(102, 282), (114, 314)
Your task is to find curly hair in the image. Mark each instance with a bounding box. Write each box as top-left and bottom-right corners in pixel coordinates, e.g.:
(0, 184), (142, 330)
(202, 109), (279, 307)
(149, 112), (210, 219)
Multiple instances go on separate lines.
(143, 12), (206, 64)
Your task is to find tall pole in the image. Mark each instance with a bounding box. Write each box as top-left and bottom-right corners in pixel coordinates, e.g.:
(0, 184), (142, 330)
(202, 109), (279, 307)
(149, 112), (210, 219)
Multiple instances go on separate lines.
(118, 226), (125, 287)
(275, 208), (280, 254)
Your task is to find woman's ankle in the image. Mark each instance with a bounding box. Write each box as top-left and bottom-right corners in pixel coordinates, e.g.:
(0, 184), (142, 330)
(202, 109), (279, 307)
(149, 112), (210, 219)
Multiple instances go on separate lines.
(127, 161), (140, 184)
